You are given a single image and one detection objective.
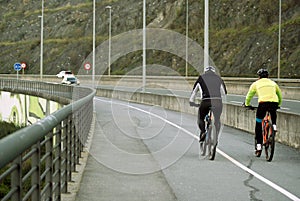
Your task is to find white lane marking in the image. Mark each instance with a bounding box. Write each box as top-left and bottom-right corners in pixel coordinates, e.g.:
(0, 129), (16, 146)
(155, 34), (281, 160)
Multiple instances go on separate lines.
(95, 97), (197, 140)
(95, 97), (300, 201)
(218, 150), (300, 201)
(229, 101), (291, 111)
(230, 101), (243, 105)
(280, 107), (290, 110)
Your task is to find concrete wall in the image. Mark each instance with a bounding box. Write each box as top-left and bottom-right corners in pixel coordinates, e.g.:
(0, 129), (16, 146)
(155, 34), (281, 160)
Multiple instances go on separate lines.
(2, 75), (299, 100)
(96, 88), (300, 149)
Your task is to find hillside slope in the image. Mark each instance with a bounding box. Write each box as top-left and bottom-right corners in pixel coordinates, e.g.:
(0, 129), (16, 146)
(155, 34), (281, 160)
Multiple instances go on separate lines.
(0, 0), (299, 77)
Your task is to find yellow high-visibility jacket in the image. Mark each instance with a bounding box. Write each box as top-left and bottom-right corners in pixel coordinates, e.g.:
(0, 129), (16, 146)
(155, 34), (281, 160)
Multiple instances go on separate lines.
(245, 78), (282, 106)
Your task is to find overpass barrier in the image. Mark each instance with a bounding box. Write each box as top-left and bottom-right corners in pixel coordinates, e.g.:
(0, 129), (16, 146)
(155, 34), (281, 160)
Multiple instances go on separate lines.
(96, 87), (300, 149)
(0, 78), (95, 201)
(1, 75), (299, 100)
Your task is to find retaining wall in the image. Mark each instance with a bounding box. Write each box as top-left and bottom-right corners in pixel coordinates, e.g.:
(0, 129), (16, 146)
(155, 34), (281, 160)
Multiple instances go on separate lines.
(96, 87), (300, 149)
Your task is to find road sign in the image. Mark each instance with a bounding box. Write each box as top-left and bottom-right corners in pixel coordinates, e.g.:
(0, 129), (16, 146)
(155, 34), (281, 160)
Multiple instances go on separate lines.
(14, 63), (22, 71)
(84, 62), (91, 70)
(21, 62), (27, 69)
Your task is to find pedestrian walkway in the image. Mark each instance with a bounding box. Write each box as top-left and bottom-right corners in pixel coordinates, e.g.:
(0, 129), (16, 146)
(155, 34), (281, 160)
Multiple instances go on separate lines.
(62, 99), (177, 201)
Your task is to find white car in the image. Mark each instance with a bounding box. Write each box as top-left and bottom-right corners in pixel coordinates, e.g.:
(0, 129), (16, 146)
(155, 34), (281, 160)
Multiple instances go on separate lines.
(61, 75), (80, 85)
(56, 70), (73, 78)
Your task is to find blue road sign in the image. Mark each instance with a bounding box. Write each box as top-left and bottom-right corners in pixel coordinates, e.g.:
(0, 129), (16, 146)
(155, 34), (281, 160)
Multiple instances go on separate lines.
(14, 63), (22, 71)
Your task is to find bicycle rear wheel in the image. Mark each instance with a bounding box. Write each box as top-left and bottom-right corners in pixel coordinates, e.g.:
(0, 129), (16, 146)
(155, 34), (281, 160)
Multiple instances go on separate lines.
(199, 141), (206, 156)
(208, 124), (217, 160)
(265, 124), (275, 162)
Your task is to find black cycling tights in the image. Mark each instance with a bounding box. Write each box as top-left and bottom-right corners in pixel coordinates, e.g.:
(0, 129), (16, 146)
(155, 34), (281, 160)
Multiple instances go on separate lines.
(198, 99), (223, 135)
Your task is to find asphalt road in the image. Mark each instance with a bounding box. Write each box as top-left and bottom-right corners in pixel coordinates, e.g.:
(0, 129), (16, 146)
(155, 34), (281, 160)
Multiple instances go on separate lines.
(75, 97), (300, 201)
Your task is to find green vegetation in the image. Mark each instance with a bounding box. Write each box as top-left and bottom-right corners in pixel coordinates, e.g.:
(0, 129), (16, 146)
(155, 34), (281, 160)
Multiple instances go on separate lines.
(0, 0), (298, 77)
(0, 121), (23, 139)
(0, 121), (24, 197)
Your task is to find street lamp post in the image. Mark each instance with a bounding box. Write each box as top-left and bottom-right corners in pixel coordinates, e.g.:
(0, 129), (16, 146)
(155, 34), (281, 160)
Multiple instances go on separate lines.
(204, 0), (209, 69)
(39, 0), (44, 80)
(278, 0), (281, 80)
(185, 0), (189, 77)
(142, 0), (146, 92)
(106, 6), (112, 77)
(92, 0), (96, 87)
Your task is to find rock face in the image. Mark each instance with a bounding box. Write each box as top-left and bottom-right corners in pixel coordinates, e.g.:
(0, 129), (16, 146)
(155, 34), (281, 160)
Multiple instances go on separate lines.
(0, 0), (299, 78)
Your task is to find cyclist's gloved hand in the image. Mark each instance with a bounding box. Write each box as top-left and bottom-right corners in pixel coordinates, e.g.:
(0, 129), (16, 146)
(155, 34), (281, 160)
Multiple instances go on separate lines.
(242, 103), (254, 110)
(190, 102), (196, 107)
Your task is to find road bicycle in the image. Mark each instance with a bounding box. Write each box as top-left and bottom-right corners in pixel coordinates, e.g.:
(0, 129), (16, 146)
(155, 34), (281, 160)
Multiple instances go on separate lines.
(199, 107), (218, 160)
(245, 106), (276, 162)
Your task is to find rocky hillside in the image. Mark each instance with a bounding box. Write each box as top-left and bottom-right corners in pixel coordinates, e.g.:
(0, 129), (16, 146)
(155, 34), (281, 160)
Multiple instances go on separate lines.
(0, 0), (299, 77)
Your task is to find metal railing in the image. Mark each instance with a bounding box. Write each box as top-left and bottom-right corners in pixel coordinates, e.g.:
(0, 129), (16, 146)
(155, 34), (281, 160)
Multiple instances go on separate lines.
(0, 78), (95, 201)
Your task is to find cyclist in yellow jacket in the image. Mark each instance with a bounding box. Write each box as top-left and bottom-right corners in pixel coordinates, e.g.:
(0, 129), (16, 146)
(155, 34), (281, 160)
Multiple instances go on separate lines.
(244, 69), (282, 157)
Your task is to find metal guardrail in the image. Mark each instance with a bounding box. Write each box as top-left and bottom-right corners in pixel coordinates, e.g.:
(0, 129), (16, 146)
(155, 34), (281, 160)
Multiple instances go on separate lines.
(0, 78), (95, 201)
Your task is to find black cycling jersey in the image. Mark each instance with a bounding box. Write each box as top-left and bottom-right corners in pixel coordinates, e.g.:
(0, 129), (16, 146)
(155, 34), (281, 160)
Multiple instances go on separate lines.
(193, 71), (227, 100)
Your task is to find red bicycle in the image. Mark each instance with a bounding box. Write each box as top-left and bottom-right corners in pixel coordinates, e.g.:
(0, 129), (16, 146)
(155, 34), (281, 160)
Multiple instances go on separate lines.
(246, 106), (276, 162)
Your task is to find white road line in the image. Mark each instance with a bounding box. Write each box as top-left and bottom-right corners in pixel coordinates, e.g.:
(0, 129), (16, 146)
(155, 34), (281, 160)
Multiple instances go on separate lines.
(230, 101), (243, 105)
(95, 97), (197, 140)
(95, 97), (300, 201)
(229, 101), (291, 111)
(218, 149), (300, 201)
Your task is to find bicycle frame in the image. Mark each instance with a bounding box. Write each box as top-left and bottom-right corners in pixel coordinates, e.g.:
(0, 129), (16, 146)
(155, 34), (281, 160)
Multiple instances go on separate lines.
(262, 111), (272, 144)
(245, 106), (276, 161)
(205, 110), (213, 135)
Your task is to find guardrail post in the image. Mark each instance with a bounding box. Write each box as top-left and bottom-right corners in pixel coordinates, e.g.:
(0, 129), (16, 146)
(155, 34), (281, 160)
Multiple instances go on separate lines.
(11, 156), (22, 201)
(45, 133), (53, 200)
(31, 142), (41, 201)
(67, 116), (72, 182)
(61, 119), (68, 193)
(70, 115), (76, 173)
(54, 125), (62, 199)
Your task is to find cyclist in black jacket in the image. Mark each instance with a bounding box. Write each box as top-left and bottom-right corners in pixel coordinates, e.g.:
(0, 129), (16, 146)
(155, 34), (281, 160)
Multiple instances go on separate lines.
(189, 66), (227, 142)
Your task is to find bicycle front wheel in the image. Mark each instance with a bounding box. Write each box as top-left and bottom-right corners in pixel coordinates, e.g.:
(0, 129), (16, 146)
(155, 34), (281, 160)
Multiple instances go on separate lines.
(265, 124), (275, 162)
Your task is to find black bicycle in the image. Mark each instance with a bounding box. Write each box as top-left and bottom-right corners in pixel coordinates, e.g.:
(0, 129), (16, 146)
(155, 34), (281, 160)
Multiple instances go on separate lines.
(199, 107), (217, 160)
(245, 105), (276, 162)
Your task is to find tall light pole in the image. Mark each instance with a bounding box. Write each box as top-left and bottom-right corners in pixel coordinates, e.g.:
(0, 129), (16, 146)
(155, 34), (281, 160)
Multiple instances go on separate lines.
(92, 0), (96, 87)
(204, 0), (209, 69)
(106, 6), (112, 77)
(278, 0), (282, 80)
(185, 0), (189, 77)
(39, 0), (44, 80)
(142, 0), (146, 92)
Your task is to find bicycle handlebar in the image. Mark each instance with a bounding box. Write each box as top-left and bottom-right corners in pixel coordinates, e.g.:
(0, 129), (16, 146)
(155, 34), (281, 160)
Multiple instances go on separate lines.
(189, 102), (201, 107)
(243, 105), (257, 110)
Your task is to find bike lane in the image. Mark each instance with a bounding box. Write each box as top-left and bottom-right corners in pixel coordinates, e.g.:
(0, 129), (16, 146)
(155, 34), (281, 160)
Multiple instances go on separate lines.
(75, 97), (300, 201)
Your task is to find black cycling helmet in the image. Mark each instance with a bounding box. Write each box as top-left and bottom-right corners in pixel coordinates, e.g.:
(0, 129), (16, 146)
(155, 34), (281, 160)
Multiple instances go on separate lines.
(257, 68), (269, 78)
(204, 66), (216, 72)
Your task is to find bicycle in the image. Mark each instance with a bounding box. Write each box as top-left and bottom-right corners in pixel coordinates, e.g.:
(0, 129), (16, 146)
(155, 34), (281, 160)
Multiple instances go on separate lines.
(191, 102), (217, 160)
(199, 107), (218, 160)
(245, 105), (276, 162)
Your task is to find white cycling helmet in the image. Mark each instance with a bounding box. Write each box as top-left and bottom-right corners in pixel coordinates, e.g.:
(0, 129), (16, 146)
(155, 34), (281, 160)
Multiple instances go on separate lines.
(204, 66), (216, 72)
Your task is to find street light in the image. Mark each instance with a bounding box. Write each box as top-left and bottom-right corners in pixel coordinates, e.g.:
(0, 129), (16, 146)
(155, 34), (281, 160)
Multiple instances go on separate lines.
(204, 0), (209, 69)
(106, 6), (112, 77)
(185, 0), (189, 77)
(142, 0), (146, 92)
(278, 0), (281, 80)
(92, 0), (96, 87)
(38, 0), (44, 80)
